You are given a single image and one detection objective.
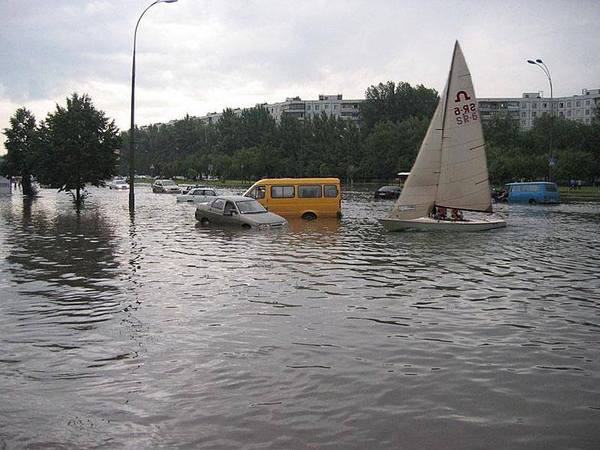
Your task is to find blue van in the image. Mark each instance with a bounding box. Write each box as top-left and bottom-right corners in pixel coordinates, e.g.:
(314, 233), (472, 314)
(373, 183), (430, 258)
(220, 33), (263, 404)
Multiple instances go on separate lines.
(506, 182), (560, 204)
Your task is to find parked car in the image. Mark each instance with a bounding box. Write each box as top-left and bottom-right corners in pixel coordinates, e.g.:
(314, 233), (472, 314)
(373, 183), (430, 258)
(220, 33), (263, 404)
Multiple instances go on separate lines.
(152, 179), (181, 193)
(374, 185), (402, 199)
(177, 187), (218, 203)
(505, 182), (560, 204)
(195, 195), (287, 229)
(108, 178), (129, 190)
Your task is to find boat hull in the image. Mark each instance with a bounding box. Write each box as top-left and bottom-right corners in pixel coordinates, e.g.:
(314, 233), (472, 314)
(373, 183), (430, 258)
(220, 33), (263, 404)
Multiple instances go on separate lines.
(378, 217), (507, 232)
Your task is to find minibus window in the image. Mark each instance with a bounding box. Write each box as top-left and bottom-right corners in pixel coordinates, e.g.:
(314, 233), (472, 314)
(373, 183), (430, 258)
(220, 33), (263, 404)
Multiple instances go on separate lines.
(271, 186), (294, 198)
(546, 184), (557, 192)
(247, 186), (265, 199)
(324, 185), (338, 198)
(299, 185), (322, 198)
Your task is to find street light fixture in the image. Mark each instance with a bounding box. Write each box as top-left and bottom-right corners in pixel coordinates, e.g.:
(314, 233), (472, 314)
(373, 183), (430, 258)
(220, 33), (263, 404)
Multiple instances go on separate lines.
(129, 0), (178, 212)
(527, 58), (554, 181)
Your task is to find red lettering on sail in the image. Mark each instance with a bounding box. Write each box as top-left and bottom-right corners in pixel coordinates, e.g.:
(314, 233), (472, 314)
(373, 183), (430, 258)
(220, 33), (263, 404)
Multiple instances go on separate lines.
(455, 91), (471, 102)
(455, 102), (479, 126)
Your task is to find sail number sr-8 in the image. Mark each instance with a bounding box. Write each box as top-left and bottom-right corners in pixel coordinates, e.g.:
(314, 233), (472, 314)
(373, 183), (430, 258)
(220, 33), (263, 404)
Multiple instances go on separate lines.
(454, 103), (478, 125)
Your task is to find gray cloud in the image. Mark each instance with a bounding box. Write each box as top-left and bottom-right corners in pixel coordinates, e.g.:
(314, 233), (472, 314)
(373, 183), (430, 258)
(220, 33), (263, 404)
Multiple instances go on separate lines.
(2, 0), (600, 153)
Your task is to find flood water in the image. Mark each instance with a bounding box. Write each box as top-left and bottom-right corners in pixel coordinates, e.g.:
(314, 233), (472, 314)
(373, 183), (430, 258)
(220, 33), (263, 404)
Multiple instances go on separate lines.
(1, 186), (599, 449)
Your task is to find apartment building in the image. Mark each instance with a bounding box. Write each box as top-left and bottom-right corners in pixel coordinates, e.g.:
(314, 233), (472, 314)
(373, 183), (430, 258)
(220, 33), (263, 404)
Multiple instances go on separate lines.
(479, 88), (600, 129)
(198, 89), (599, 130)
(265, 94), (362, 122)
(198, 94), (362, 125)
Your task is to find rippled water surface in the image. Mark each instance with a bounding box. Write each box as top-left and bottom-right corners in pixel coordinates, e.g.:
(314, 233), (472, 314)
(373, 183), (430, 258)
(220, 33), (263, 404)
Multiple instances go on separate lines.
(1, 186), (599, 449)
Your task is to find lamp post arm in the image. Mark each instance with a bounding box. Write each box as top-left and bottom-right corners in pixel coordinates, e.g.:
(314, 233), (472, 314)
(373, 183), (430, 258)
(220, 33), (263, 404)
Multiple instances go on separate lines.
(538, 61), (553, 99)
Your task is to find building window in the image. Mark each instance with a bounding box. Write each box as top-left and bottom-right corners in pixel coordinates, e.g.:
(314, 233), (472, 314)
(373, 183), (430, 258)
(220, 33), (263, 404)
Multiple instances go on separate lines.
(559, 111), (564, 117)
(521, 103), (526, 108)
(315, 105), (320, 111)
(576, 101), (581, 107)
(586, 109), (590, 115)
(324, 104), (329, 109)
(333, 104), (338, 110)
(567, 101), (571, 107)
(521, 112), (526, 117)
(559, 103), (564, 108)
(567, 110), (571, 117)
(585, 100), (590, 106)
(532, 111), (537, 117)
(532, 103), (537, 109)
(306, 104), (311, 110)
(543, 103), (547, 108)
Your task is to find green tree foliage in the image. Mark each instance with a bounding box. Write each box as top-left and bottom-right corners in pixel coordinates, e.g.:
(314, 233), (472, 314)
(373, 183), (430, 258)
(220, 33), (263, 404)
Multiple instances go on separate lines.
(2, 108), (38, 196)
(483, 112), (599, 184)
(37, 93), (120, 205)
(114, 80), (598, 187)
(360, 81), (439, 131)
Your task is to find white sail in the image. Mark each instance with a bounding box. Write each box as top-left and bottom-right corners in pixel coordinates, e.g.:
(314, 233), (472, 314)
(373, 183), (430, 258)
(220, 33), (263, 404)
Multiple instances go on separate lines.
(388, 41), (492, 220)
(389, 86), (446, 220)
(436, 42), (492, 212)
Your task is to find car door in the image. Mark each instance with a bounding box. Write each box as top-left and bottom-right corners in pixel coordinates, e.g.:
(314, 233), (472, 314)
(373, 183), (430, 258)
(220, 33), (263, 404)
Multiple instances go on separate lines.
(222, 201), (238, 225)
(207, 198), (226, 224)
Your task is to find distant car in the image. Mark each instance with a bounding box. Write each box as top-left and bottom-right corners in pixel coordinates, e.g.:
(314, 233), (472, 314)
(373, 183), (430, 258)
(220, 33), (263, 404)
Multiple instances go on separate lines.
(152, 179), (181, 193)
(505, 182), (560, 204)
(195, 195), (287, 229)
(374, 185), (401, 199)
(108, 178), (129, 190)
(177, 187), (218, 203)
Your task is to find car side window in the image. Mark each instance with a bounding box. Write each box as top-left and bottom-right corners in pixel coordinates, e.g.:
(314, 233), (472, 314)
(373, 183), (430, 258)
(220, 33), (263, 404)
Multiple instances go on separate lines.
(211, 199), (225, 210)
(224, 201), (236, 215)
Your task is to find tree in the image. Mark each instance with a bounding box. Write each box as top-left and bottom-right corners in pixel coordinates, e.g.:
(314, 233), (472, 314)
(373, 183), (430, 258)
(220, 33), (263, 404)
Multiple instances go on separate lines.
(360, 81), (438, 131)
(37, 93), (120, 206)
(2, 108), (38, 196)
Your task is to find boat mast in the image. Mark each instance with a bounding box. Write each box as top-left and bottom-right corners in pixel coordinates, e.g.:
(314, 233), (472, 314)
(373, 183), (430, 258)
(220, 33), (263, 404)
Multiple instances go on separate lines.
(434, 41), (458, 210)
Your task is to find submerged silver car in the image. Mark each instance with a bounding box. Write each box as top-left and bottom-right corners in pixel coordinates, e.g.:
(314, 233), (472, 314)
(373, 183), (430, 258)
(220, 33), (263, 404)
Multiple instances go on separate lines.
(177, 186), (218, 203)
(152, 179), (181, 193)
(195, 195), (287, 229)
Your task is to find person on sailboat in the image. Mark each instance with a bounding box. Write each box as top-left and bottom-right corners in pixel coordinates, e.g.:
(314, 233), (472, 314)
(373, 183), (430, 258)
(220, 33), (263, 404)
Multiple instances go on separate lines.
(435, 206), (447, 221)
(451, 208), (464, 221)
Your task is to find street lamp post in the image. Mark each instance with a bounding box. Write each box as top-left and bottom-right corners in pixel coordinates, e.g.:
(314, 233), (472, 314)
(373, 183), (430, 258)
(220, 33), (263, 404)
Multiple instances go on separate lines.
(527, 58), (554, 181)
(129, 0), (177, 212)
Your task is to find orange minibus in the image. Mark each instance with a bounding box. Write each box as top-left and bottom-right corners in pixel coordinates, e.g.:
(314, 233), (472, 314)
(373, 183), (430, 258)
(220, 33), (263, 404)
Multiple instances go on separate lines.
(243, 178), (342, 220)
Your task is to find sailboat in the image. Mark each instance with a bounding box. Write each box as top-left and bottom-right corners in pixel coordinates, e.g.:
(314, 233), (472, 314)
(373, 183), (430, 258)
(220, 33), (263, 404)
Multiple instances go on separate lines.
(379, 41), (507, 232)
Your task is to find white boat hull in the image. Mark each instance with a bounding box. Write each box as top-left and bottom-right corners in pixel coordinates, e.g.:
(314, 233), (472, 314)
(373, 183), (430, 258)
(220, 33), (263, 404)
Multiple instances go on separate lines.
(379, 216), (507, 232)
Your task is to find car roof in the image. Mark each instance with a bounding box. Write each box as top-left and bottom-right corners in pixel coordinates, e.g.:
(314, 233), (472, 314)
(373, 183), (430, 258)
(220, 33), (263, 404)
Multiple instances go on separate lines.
(506, 182), (555, 185)
(215, 195), (255, 202)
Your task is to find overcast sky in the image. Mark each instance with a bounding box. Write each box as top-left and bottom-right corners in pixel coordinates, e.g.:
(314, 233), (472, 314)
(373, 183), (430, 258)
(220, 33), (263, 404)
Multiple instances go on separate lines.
(1, 0), (599, 154)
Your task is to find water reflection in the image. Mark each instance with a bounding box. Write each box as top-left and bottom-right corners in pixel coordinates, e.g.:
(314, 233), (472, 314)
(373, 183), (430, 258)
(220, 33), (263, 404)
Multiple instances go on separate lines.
(0, 189), (599, 449)
(2, 197), (123, 328)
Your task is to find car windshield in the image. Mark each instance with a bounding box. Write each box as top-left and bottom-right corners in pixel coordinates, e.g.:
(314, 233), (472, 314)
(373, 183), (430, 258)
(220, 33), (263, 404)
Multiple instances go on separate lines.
(235, 199), (267, 214)
(162, 180), (176, 186)
(115, 180), (127, 185)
